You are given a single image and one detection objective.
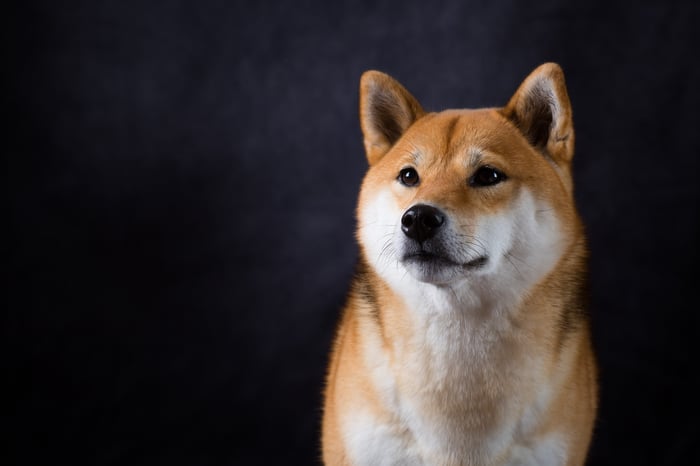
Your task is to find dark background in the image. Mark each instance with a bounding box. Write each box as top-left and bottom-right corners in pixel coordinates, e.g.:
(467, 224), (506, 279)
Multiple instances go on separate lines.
(8, 0), (699, 464)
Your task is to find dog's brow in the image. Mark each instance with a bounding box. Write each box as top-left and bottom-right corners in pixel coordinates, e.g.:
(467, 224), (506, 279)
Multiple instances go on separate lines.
(410, 150), (422, 165)
(468, 149), (483, 168)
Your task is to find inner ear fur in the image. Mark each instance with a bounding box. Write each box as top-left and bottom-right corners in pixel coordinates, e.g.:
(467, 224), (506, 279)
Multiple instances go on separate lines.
(359, 71), (425, 165)
(501, 63), (575, 165)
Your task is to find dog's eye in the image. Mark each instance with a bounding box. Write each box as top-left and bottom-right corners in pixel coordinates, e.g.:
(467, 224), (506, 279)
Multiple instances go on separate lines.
(470, 166), (507, 187)
(398, 167), (420, 187)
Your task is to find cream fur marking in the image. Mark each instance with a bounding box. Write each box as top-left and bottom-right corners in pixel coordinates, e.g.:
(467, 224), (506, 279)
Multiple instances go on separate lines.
(348, 188), (570, 464)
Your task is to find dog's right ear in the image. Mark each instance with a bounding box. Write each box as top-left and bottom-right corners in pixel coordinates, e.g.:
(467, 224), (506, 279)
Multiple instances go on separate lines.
(360, 71), (425, 165)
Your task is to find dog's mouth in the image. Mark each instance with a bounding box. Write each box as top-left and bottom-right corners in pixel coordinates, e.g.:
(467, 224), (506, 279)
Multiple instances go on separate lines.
(401, 249), (488, 284)
(402, 251), (488, 269)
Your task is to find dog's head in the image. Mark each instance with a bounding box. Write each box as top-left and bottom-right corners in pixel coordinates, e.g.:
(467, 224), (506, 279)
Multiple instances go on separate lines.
(356, 64), (583, 297)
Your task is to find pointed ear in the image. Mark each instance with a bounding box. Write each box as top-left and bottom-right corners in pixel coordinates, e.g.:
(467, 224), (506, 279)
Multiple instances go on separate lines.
(359, 71), (425, 165)
(501, 63), (574, 165)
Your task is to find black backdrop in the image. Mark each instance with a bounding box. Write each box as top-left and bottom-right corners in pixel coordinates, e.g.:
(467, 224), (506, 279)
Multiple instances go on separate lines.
(9, 1), (700, 465)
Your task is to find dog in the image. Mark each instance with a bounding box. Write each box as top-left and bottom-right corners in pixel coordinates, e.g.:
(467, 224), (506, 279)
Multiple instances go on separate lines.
(321, 63), (597, 466)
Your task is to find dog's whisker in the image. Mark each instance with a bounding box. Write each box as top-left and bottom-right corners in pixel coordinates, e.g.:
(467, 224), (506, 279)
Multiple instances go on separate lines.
(504, 252), (525, 280)
(506, 251), (535, 270)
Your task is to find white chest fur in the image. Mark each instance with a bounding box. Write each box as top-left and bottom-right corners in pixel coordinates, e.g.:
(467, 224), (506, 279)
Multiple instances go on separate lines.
(342, 286), (569, 466)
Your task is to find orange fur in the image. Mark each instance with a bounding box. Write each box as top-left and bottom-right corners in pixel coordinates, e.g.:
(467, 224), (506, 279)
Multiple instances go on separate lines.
(323, 64), (597, 466)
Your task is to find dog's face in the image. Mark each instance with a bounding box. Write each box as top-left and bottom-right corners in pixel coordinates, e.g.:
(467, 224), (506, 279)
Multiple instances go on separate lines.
(357, 65), (581, 295)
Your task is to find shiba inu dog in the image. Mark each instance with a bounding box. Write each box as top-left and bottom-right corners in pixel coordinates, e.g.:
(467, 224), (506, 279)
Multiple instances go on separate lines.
(321, 63), (597, 466)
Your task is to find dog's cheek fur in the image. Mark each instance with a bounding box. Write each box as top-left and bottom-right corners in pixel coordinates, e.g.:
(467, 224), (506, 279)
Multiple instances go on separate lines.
(506, 189), (568, 282)
(357, 187), (403, 280)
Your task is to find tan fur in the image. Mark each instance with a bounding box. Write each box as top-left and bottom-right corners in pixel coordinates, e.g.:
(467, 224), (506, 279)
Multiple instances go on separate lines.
(322, 64), (597, 466)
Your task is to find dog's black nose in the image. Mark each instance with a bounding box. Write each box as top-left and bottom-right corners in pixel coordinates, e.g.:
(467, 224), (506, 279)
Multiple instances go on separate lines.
(401, 204), (445, 242)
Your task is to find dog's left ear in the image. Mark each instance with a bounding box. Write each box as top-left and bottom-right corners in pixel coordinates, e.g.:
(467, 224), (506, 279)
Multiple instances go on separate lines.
(502, 63), (574, 166)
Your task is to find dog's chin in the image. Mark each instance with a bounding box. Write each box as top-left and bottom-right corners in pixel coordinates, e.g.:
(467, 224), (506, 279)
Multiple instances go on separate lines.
(402, 253), (488, 285)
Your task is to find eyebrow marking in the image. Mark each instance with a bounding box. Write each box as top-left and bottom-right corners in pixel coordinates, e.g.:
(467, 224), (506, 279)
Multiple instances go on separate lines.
(410, 150), (422, 165)
(468, 149), (483, 168)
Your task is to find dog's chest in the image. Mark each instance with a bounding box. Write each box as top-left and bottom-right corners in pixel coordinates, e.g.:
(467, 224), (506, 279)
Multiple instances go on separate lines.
(398, 319), (521, 459)
(364, 308), (556, 465)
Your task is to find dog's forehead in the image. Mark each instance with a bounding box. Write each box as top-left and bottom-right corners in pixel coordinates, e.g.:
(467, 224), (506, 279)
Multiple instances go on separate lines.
(401, 109), (522, 161)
